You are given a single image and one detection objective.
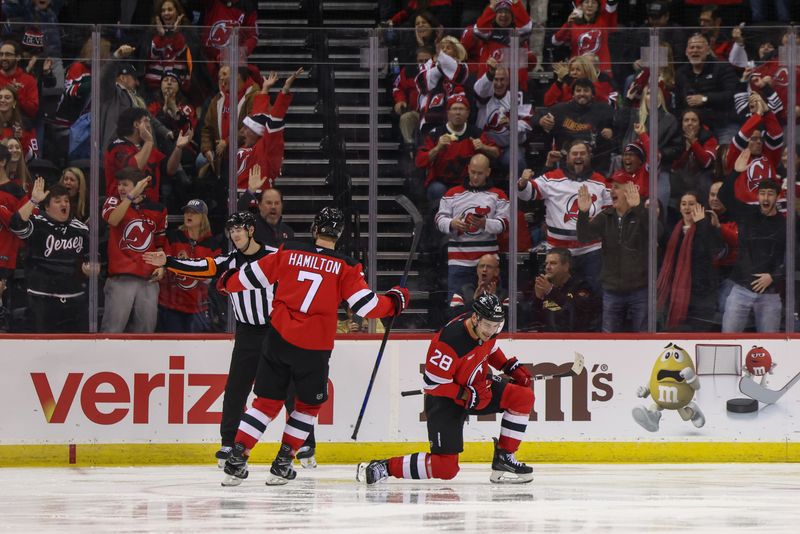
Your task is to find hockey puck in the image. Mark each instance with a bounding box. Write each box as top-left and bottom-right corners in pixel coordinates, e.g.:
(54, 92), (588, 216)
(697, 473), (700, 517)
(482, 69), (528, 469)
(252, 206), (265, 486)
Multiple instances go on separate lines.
(726, 398), (758, 413)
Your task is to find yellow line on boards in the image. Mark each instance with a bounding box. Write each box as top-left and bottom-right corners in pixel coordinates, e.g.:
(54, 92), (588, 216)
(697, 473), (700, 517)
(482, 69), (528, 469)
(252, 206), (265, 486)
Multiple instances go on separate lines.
(0, 442), (797, 467)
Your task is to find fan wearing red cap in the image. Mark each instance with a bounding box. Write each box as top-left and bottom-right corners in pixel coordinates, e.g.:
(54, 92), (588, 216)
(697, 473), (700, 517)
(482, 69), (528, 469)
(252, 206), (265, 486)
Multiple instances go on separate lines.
(416, 93), (500, 203)
(471, 0), (535, 91)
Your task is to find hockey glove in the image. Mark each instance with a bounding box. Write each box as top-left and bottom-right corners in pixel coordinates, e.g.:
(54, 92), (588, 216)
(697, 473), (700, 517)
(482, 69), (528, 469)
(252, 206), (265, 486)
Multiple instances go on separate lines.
(503, 357), (532, 388)
(459, 380), (492, 411)
(385, 286), (410, 316)
(215, 269), (239, 297)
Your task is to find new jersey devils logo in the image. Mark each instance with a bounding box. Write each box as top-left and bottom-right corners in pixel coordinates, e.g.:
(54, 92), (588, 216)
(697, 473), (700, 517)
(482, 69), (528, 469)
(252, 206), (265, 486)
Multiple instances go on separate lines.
(577, 30), (602, 56)
(746, 157), (774, 192)
(564, 192), (596, 223)
(207, 17), (243, 49)
(175, 274), (200, 290)
(460, 206), (491, 235)
(487, 109), (509, 135)
(120, 219), (155, 252)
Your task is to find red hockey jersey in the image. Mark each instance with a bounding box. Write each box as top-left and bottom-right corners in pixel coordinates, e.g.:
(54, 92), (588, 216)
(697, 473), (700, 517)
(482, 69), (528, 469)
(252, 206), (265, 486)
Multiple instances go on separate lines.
(224, 241), (397, 350)
(0, 181), (27, 271)
(724, 112), (784, 206)
(0, 66), (39, 118)
(102, 196), (167, 278)
(552, 0), (618, 74)
(422, 314), (510, 402)
(104, 138), (166, 203)
(202, 0), (258, 63)
(158, 229), (222, 314)
(236, 91), (291, 191)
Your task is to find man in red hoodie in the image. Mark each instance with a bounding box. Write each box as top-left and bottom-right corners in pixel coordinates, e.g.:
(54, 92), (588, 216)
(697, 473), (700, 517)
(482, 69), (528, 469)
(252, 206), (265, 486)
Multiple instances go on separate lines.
(0, 40), (38, 120)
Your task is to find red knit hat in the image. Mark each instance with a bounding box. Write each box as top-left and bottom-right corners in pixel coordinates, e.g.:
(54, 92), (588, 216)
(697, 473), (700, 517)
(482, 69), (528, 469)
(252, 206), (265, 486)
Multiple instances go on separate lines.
(447, 94), (470, 110)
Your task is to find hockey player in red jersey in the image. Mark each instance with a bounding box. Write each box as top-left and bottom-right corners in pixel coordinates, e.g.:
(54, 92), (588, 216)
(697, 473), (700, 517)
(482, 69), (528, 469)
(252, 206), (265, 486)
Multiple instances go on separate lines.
(357, 293), (535, 485)
(220, 207), (410, 486)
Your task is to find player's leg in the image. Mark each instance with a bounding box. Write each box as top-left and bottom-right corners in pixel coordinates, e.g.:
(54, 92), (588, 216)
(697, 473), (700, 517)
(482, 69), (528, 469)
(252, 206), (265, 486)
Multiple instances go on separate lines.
(266, 335), (331, 485)
(222, 328), (291, 486)
(476, 378), (534, 483)
(216, 324), (265, 467)
(285, 382), (317, 468)
(357, 394), (466, 484)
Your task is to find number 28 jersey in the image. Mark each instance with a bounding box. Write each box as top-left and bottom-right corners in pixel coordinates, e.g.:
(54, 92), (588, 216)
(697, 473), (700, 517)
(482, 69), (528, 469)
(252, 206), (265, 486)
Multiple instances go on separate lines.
(423, 314), (510, 401)
(224, 241), (397, 350)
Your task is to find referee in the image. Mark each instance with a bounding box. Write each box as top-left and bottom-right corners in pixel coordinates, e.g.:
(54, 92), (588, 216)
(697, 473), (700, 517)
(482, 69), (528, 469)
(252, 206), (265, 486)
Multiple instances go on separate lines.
(144, 212), (315, 467)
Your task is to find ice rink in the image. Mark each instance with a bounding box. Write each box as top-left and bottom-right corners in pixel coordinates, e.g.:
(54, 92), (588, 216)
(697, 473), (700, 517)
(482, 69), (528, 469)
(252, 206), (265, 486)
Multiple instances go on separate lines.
(2, 463), (799, 532)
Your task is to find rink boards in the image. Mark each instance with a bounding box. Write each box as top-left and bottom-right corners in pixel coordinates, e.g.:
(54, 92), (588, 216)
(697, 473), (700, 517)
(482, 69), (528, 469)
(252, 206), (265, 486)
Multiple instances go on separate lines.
(0, 335), (798, 466)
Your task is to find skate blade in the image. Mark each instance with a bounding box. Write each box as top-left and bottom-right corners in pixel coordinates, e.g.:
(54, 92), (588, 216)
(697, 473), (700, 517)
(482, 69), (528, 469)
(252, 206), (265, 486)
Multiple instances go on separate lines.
(355, 462), (367, 482)
(217, 458), (226, 469)
(299, 456), (317, 469)
(221, 475), (244, 487)
(490, 470), (534, 484)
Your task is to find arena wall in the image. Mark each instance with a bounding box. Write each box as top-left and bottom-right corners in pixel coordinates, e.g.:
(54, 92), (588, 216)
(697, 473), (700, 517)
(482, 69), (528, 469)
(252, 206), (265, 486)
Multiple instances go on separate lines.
(1, 336), (798, 466)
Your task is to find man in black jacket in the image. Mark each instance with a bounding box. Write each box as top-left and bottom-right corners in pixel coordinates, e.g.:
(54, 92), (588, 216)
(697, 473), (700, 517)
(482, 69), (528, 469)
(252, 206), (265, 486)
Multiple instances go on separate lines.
(531, 247), (599, 332)
(718, 178), (785, 332)
(238, 163), (294, 247)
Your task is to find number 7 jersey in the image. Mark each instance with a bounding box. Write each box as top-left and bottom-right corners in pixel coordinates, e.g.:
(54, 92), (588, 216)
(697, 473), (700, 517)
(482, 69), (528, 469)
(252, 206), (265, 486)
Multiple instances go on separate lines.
(224, 241), (398, 350)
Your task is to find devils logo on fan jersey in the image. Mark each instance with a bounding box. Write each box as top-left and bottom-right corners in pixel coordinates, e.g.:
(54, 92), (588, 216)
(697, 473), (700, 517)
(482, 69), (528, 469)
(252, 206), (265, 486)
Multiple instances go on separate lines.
(746, 157), (775, 192)
(207, 16), (245, 49)
(174, 273), (200, 290)
(120, 219), (157, 252)
(460, 206), (491, 235)
(563, 192), (597, 223)
(486, 108), (510, 134)
(577, 30), (602, 56)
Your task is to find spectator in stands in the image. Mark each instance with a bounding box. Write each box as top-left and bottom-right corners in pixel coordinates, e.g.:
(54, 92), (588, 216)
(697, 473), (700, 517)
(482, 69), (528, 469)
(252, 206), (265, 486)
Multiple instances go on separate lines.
(140, 0), (194, 96)
(9, 178), (90, 332)
(393, 45), (434, 152)
(2, 137), (32, 192)
(101, 168), (167, 333)
(723, 94), (784, 207)
(155, 198), (223, 333)
(58, 166), (87, 222)
(656, 191), (722, 332)
(531, 247), (599, 332)
(674, 33), (738, 144)
(435, 153), (509, 298)
(202, 0), (258, 76)
(707, 180), (738, 313)
(238, 164), (294, 247)
(54, 36), (110, 128)
(235, 67), (302, 191)
(385, 0), (453, 29)
(697, 5), (737, 64)
(392, 11), (442, 64)
(670, 109), (718, 203)
(0, 143), (26, 330)
(576, 179), (649, 333)
(449, 252), (508, 318)
(0, 86), (37, 161)
(624, 42), (676, 113)
(416, 93), (499, 203)
(198, 65), (257, 178)
(1, 0), (65, 86)
(147, 70), (198, 162)
(472, 0), (534, 88)
(474, 57), (532, 171)
(544, 54), (616, 107)
(718, 178), (785, 333)
(0, 40), (38, 120)
(624, 1), (686, 77)
(18, 27), (56, 95)
(517, 139), (611, 293)
(104, 106), (191, 204)
(552, 0), (619, 75)
(609, 123), (652, 199)
(536, 78), (616, 174)
(415, 35), (469, 134)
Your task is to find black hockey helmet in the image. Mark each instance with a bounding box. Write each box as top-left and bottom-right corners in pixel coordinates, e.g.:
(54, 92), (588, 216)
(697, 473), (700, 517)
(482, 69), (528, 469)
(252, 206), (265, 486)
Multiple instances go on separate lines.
(311, 206), (344, 239)
(225, 211), (257, 231)
(473, 293), (505, 322)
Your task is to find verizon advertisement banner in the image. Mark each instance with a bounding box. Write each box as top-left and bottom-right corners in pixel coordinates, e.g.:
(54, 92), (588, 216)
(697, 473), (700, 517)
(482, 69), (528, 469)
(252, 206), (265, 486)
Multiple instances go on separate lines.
(0, 338), (798, 444)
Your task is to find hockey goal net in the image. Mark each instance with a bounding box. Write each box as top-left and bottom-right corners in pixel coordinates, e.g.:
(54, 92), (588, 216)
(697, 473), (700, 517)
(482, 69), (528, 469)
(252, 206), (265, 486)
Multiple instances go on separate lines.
(695, 344), (742, 375)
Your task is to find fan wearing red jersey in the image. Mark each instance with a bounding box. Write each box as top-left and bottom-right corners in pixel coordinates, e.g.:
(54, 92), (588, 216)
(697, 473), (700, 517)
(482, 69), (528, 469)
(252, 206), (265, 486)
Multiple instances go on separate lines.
(357, 293), (535, 485)
(221, 207), (410, 486)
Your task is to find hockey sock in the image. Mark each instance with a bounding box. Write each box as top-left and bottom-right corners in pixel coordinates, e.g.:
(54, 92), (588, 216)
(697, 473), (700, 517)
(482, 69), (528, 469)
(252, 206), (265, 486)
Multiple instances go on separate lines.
(388, 453), (431, 480)
(280, 400), (321, 454)
(429, 453), (459, 480)
(498, 385), (534, 452)
(235, 397), (283, 451)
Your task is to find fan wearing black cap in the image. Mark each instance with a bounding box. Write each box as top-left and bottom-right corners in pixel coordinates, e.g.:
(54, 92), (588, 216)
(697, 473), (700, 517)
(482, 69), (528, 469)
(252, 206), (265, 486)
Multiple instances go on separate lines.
(356, 293), (535, 485)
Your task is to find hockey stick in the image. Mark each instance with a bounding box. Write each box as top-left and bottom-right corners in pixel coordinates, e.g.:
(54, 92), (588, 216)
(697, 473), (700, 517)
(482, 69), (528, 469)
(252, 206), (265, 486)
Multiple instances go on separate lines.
(401, 352), (586, 397)
(351, 195), (424, 440)
(739, 372), (800, 405)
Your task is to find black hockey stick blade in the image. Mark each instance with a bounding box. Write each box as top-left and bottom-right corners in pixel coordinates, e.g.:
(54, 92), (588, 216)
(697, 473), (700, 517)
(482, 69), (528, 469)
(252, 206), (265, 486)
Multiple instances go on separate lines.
(351, 196), (424, 440)
(401, 389), (424, 397)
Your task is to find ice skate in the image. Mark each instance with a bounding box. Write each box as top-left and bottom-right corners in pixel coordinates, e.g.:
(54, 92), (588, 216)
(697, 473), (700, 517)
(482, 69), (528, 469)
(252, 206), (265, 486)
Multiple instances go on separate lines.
(490, 439), (533, 484)
(221, 443), (249, 486)
(266, 444), (297, 485)
(356, 460), (390, 485)
(632, 406), (662, 432)
(296, 445), (317, 469)
(215, 445), (232, 468)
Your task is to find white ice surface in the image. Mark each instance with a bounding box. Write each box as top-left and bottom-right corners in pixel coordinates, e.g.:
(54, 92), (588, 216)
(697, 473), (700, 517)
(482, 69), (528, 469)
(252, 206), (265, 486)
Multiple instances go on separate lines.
(2, 463), (800, 533)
